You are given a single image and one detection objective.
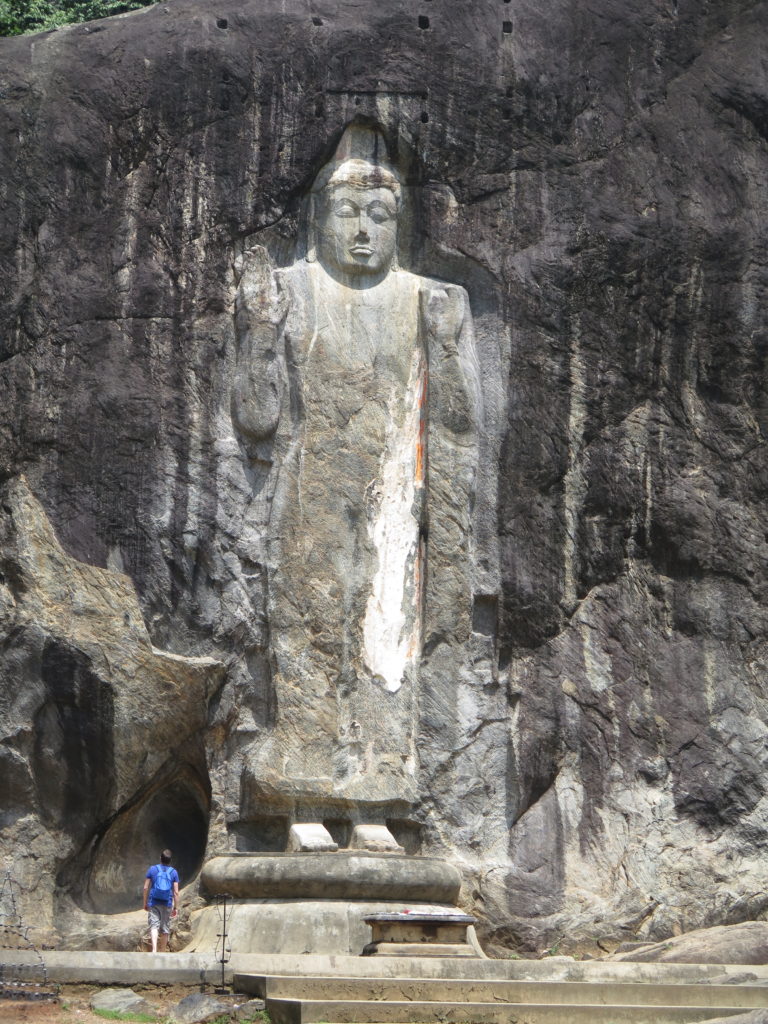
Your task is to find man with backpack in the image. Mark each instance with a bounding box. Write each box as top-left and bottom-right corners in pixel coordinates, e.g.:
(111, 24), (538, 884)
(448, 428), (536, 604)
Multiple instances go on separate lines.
(142, 849), (180, 953)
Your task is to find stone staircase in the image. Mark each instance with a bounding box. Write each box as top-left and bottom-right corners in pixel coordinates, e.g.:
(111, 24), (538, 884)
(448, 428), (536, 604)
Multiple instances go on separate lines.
(233, 963), (768, 1024)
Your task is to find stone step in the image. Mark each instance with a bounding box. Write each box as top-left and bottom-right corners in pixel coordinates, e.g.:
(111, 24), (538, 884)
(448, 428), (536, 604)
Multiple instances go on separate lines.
(6, 950), (768, 988)
(232, 973), (768, 1008)
(263, 997), (752, 1024)
(227, 953), (768, 986)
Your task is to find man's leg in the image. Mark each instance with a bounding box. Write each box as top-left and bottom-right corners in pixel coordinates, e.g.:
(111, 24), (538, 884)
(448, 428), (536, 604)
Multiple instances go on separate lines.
(148, 907), (160, 954)
(158, 905), (171, 952)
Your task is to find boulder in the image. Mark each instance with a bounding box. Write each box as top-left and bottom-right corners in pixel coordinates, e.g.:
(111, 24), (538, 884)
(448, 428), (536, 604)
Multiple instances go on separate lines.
(170, 992), (232, 1023)
(90, 987), (152, 1014)
(610, 922), (768, 964)
(234, 999), (267, 1020)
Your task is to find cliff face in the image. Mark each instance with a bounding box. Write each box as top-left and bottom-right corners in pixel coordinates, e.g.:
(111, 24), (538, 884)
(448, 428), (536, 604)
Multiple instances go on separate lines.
(1, 0), (768, 951)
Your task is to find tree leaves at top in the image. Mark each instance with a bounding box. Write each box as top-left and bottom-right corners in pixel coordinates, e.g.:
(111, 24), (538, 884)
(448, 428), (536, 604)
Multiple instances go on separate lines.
(0, 0), (155, 36)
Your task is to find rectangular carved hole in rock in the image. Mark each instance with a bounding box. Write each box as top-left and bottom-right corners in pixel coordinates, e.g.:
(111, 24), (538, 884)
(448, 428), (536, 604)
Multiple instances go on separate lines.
(386, 819), (422, 855)
(233, 816), (288, 853)
(502, 20), (513, 33)
(418, 15), (430, 29)
(323, 818), (352, 848)
(472, 594), (498, 637)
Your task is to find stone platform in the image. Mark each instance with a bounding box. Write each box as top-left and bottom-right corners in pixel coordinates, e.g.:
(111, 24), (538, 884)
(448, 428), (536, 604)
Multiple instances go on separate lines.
(234, 963), (768, 1024)
(5, 949), (768, 985)
(185, 899), (473, 957)
(188, 851), (470, 956)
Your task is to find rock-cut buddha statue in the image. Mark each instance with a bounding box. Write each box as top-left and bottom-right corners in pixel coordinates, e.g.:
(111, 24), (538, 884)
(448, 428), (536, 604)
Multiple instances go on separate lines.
(233, 125), (479, 807)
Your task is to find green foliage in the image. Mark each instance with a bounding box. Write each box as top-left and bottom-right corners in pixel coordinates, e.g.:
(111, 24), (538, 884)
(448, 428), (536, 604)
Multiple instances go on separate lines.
(206, 1013), (272, 1024)
(93, 1009), (159, 1023)
(0, 0), (155, 37)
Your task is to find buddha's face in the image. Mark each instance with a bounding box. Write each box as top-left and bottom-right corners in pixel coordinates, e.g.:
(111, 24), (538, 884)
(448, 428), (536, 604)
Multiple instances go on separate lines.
(316, 185), (398, 276)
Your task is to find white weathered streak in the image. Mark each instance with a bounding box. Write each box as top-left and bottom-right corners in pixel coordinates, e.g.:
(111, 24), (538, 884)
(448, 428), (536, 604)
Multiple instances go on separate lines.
(362, 348), (424, 692)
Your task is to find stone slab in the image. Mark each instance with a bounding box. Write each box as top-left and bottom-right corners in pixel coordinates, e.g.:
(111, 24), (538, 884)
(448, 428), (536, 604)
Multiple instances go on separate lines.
(236, 975), (768, 1008)
(265, 998), (752, 1024)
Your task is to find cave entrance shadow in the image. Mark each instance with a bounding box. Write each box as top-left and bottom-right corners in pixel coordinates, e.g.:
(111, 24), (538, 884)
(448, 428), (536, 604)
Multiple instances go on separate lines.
(81, 767), (211, 915)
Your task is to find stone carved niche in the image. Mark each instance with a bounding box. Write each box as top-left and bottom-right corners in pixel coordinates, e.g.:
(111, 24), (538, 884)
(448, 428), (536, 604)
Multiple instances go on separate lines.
(232, 125), (480, 819)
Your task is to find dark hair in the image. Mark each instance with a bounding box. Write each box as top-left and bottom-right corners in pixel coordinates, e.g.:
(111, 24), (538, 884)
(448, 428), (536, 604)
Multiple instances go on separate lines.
(160, 849), (172, 865)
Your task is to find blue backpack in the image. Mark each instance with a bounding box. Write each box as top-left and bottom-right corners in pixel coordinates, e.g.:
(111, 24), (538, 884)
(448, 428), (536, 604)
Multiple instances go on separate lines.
(151, 865), (173, 904)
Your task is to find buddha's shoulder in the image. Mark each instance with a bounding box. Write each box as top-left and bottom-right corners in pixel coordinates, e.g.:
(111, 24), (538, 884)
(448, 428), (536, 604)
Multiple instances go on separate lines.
(396, 269), (468, 295)
(272, 261), (467, 300)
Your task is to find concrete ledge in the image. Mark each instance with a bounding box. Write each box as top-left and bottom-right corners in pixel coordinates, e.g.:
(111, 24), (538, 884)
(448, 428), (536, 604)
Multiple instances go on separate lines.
(0, 952), (225, 985)
(4, 951), (768, 986)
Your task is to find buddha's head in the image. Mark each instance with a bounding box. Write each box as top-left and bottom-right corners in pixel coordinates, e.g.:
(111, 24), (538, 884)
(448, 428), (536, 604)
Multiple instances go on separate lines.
(307, 134), (402, 279)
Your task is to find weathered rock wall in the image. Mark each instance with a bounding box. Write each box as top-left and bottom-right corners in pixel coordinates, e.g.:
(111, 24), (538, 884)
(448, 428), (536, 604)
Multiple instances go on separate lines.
(1, 0), (768, 951)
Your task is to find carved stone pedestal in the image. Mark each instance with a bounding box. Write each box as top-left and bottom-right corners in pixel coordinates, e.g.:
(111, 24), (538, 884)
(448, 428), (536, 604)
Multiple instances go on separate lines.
(362, 912), (480, 958)
(186, 852), (468, 956)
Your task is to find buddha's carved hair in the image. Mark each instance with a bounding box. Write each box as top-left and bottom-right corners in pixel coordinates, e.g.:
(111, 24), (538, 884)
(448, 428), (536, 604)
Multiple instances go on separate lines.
(312, 157), (402, 203)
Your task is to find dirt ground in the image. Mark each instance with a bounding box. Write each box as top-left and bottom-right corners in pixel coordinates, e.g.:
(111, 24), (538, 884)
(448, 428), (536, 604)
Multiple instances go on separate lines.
(0, 983), (261, 1022)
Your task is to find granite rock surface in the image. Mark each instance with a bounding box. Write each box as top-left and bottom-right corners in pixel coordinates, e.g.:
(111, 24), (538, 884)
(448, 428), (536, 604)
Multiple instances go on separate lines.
(609, 922), (768, 965)
(90, 988), (153, 1014)
(1, 0), (768, 951)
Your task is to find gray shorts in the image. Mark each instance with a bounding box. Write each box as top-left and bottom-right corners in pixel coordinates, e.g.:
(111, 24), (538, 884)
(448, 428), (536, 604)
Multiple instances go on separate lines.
(147, 903), (173, 934)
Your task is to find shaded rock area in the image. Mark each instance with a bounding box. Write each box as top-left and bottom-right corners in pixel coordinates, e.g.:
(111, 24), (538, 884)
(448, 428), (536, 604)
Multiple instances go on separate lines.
(1, 0), (768, 952)
(0, 476), (223, 942)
